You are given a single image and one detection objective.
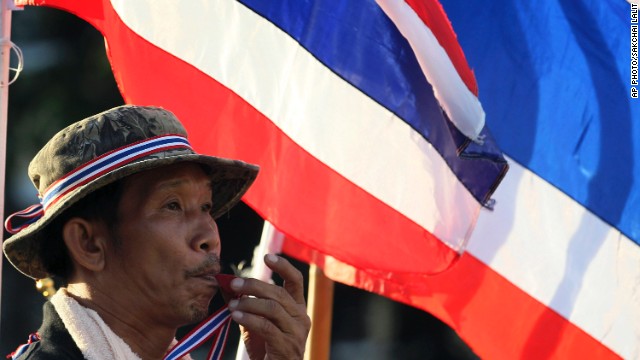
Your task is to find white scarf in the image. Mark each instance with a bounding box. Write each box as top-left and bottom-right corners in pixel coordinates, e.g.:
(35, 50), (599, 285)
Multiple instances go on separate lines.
(50, 289), (191, 360)
(50, 289), (141, 360)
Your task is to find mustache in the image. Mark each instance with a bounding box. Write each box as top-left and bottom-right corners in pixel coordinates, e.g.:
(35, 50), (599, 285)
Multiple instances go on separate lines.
(184, 254), (221, 277)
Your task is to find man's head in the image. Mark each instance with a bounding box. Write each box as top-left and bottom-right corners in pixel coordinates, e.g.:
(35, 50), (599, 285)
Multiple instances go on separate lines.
(3, 105), (258, 289)
(61, 162), (223, 324)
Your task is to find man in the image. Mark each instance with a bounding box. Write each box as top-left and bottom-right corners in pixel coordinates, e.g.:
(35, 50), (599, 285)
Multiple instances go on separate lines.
(3, 105), (310, 359)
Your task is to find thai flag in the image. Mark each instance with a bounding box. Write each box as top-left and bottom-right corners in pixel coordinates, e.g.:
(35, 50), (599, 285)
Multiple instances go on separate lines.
(15, 0), (638, 358)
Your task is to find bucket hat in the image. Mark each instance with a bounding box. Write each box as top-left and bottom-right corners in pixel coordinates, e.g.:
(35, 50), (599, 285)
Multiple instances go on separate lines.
(3, 105), (259, 279)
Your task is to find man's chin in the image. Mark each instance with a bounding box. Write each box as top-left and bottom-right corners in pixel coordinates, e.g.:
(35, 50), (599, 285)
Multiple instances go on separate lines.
(186, 306), (210, 324)
(183, 296), (213, 324)
(170, 291), (215, 326)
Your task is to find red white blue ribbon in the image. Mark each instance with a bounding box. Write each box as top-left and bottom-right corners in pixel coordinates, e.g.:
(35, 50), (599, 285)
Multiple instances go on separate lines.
(4, 134), (192, 234)
(4, 204), (45, 234)
(206, 320), (231, 360)
(9, 333), (40, 360)
(164, 306), (232, 360)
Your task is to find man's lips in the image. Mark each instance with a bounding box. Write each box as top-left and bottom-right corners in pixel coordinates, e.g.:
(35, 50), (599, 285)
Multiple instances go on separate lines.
(191, 269), (221, 286)
(188, 268), (237, 297)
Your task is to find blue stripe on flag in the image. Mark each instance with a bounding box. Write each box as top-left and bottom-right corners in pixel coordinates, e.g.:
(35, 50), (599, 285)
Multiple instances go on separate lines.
(441, 0), (640, 245)
(238, 0), (508, 204)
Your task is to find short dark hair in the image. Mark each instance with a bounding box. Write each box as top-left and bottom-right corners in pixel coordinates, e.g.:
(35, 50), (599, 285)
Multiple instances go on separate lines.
(40, 180), (124, 283)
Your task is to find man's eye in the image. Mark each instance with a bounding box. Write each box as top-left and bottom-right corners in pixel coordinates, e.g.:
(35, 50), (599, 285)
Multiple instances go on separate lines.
(167, 201), (181, 211)
(201, 203), (213, 212)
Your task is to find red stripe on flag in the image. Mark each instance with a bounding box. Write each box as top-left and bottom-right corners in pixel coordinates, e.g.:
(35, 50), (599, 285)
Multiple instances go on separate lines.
(21, 0), (105, 29)
(283, 239), (620, 360)
(403, 0), (478, 95)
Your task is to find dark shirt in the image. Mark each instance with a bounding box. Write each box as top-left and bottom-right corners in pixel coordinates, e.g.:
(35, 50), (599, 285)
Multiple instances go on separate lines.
(15, 301), (84, 359)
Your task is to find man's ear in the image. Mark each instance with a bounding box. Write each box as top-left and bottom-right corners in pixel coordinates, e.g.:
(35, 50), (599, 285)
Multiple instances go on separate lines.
(62, 218), (108, 273)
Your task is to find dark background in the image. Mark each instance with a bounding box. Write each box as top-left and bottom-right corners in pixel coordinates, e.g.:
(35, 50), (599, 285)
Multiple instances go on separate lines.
(1, 7), (478, 359)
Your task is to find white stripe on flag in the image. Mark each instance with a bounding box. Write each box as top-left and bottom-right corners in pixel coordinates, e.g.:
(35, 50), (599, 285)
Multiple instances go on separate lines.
(110, 0), (482, 251)
(469, 157), (640, 359)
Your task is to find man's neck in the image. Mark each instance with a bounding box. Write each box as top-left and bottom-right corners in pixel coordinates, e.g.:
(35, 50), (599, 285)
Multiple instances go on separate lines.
(65, 283), (176, 360)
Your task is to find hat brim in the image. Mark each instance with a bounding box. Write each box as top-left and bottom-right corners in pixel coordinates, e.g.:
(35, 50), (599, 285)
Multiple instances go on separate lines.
(3, 153), (259, 279)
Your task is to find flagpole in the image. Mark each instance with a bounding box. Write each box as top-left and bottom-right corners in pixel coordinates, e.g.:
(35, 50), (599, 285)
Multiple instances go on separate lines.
(0, 0), (15, 329)
(235, 220), (284, 360)
(304, 264), (334, 360)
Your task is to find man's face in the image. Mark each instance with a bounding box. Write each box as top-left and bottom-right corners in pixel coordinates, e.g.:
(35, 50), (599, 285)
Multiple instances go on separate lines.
(102, 162), (222, 327)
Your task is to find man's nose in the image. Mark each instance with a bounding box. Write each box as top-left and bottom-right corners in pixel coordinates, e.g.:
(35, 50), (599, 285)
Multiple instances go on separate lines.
(192, 215), (221, 253)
